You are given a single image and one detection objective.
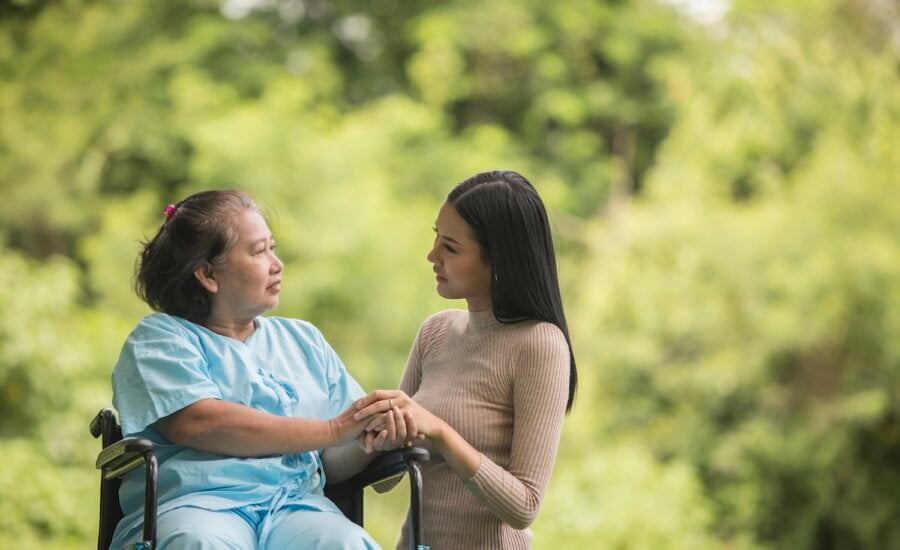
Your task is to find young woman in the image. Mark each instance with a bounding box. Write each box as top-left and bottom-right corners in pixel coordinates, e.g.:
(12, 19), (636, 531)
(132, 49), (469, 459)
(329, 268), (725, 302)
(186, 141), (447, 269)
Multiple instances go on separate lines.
(356, 170), (577, 549)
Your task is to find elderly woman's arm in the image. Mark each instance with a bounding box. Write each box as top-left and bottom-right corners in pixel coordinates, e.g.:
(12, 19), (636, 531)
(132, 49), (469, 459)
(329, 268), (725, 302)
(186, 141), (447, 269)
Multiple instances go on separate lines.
(155, 398), (369, 457)
(157, 397), (413, 484)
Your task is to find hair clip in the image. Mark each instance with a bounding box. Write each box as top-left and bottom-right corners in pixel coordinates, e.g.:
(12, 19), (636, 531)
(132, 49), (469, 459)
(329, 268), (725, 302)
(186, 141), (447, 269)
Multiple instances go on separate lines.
(163, 203), (177, 221)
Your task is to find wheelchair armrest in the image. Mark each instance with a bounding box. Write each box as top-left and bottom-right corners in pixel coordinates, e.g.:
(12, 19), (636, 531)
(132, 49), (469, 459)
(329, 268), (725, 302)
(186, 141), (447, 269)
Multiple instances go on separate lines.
(96, 437), (156, 480)
(89, 412), (104, 438)
(332, 446), (430, 545)
(324, 446), (429, 538)
(94, 435), (159, 547)
(345, 446), (430, 489)
(325, 446), (430, 497)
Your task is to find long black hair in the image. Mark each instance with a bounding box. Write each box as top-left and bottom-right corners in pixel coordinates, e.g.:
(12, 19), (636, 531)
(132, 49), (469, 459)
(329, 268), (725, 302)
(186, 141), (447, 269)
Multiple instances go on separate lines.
(448, 170), (577, 412)
(135, 190), (262, 323)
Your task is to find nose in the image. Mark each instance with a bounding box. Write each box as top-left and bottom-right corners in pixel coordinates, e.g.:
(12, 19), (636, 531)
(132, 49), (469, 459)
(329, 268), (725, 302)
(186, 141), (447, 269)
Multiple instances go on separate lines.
(426, 241), (439, 265)
(271, 250), (284, 274)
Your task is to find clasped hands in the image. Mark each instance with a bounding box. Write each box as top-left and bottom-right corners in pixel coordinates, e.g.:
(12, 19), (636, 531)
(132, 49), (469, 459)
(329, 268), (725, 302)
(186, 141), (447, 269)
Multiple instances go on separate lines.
(333, 390), (441, 454)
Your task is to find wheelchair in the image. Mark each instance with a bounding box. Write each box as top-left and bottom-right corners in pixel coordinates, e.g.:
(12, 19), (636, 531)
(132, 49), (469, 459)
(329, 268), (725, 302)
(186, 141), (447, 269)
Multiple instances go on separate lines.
(91, 408), (429, 550)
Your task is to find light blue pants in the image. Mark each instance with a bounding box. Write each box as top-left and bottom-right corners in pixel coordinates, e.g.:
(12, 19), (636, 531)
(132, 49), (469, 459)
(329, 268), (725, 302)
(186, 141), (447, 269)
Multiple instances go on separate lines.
(120, 505), (380, 549)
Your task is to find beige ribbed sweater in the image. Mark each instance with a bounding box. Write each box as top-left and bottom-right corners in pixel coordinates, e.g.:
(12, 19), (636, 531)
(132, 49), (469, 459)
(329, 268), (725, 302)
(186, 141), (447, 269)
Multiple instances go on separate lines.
(395, 309), (569, 549)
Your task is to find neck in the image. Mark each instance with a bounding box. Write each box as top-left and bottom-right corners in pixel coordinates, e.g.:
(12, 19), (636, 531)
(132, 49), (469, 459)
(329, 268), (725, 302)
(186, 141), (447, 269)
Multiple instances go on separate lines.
(466, 307), (501, 333)
(202, 314), (257, 342)
(466, 294), (491, 312)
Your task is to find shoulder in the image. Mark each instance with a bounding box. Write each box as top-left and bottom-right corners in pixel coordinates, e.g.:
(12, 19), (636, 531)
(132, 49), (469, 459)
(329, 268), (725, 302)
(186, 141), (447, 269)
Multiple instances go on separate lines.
(127, 312), (198, 343)
(115, 314), (205, 372)
(512, 320), (567, 346)
(419, 309), (466, 337)
(411, 309), (466, 354)
(260, 315), (318, 335)
(508, 320), (569, 366)
(259, 316), (330, 347)
(133, 311), (180, 331)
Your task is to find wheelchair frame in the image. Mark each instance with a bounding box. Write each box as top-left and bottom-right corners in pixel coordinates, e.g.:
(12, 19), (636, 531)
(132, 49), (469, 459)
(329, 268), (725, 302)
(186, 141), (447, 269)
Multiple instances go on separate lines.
(91, 408), (430, 550)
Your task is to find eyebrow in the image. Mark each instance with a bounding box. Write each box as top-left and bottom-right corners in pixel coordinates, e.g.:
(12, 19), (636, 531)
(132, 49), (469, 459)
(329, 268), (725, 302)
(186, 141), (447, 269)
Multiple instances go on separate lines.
(433, 225), (461, 245)
(250, 236), (274, 246)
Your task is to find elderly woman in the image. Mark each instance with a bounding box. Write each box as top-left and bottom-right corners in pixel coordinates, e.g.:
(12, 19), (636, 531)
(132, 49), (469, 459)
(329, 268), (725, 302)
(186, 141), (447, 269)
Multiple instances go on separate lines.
(110, 190), (409, 549)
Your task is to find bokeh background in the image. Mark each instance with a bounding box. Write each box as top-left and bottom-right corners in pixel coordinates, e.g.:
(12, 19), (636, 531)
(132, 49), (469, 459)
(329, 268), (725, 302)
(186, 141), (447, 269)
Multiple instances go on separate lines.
(1, 0), (899, 548)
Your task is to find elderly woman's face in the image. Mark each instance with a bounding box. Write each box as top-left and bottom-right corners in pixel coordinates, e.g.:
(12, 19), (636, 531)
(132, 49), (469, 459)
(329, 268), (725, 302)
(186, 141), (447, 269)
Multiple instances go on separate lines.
(210, 209), (284, 320)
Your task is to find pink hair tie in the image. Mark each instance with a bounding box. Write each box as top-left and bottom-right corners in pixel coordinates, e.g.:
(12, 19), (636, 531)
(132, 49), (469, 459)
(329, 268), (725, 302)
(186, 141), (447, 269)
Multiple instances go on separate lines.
(163, 203), (177, 221)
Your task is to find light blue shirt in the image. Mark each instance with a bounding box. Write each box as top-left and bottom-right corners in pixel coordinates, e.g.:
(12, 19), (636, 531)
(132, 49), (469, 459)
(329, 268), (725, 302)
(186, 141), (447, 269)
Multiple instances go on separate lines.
(110, 313), (365, 545)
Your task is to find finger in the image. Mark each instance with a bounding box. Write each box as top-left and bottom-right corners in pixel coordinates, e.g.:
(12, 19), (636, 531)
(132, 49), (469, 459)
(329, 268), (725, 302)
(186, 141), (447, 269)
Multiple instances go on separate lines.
(373, 429), (389, 452)
(385, 406), (397, 443)
(354, 403), (381, 420)
(354, 399), (397, 420)
(403, 410), (418, 444)
(355, 389), (402, 411)
(366, 431), (377, 453)
(365, 412), (390, 432)
(394, 407), (407, 442)
(354, 393), (378, 411)
(354, 390), (393, 411)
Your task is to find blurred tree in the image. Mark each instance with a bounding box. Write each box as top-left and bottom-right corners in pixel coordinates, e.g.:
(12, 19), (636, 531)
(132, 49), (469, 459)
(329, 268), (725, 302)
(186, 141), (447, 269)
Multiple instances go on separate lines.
(0, 0), (288, 258)
(231, 0), (694, 215)
(402, 0), (693, 216)
(1, 0), (898, 547)
(568, 0), (900, 548)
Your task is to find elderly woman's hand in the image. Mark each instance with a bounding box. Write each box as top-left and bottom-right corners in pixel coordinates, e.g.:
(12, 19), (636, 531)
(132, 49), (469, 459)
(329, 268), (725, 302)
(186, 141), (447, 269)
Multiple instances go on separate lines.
(355, 404), (422, 454)
(328, 400), (386, 445)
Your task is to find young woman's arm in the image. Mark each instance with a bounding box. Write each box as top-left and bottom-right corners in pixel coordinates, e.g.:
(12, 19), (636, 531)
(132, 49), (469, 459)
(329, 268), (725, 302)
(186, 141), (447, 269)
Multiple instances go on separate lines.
(461, 325), (569, 527)
(355, 323), (569, 528)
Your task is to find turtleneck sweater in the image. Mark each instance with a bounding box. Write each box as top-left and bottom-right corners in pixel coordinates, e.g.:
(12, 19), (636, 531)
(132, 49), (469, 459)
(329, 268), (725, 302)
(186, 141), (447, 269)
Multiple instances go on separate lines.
(394, 309), (570, 549)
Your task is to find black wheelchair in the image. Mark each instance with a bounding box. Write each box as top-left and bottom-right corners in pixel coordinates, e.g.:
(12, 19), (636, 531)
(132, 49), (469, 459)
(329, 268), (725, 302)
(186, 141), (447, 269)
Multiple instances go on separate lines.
(91, 408), (429, 550)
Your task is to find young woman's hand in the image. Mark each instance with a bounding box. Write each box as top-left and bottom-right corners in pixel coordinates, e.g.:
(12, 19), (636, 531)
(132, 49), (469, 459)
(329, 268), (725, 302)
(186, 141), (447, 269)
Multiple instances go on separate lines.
(355, 390), (443, 442)
(358, 390), (483, 482)
(356, 405), (422, 453)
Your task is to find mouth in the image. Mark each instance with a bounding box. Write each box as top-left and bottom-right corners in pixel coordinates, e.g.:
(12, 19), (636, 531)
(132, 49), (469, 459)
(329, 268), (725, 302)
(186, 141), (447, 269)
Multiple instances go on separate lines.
(267, 279), (282, 291)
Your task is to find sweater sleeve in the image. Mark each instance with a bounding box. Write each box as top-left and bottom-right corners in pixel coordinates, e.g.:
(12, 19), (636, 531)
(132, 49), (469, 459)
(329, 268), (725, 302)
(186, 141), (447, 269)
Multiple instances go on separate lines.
(371, 319), (430, 495)
(463, 323), (570, 529)
(398, 318), (428, 396)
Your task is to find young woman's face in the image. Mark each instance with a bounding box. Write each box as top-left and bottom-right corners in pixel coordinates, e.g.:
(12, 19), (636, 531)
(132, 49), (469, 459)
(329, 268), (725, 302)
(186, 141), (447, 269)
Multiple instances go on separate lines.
(427, 202), (492, 311)
(208, 209), (284, 320)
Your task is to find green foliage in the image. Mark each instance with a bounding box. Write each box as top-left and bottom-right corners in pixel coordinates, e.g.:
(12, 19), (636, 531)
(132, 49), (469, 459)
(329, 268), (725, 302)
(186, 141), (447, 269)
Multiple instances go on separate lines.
(568, 3), (900, 547)
(0, 439), (97, 549)
(536, 444), (722, 549)
(1, 0), (898, 547)
(405, 0), (691, 214)
(0, 248), (86, 435)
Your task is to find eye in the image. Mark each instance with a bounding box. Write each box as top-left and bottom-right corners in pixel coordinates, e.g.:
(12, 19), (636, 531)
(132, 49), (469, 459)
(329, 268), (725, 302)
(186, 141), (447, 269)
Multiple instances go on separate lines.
(443, 244), (457, 253)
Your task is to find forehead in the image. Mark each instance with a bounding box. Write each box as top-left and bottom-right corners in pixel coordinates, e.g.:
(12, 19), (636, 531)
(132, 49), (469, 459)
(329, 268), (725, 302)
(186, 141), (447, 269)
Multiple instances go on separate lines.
(234, 209), (272, 241)
(436, 202), (476, 242)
